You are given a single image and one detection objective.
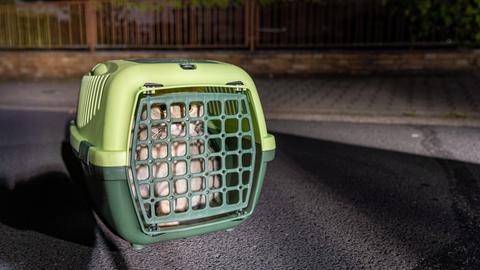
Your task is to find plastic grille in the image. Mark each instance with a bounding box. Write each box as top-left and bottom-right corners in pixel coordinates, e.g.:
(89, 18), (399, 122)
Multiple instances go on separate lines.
(129, 92), (256, 233)
(76, 74), (109, 128)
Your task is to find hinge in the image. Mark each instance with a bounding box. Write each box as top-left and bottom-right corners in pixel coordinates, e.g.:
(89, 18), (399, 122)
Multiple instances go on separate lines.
(141, 83), (164, 95)
(235, 87), (246, 93)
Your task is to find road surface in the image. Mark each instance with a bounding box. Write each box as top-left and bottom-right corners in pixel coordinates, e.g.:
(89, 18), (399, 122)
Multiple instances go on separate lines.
(1, 110), (480, 269)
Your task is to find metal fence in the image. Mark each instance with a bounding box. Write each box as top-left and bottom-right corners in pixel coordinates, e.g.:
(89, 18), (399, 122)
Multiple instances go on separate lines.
(0, 0), (454, 50)
(0, 1), (87, 49)
(258, 0), (415, 48)
(95, 1), (248, 48)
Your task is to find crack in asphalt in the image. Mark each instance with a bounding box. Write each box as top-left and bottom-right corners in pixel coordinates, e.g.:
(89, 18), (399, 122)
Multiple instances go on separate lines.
(415, 127), (480, 269)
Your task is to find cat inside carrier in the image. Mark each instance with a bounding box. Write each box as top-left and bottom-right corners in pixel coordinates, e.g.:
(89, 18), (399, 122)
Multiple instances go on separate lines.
(70, 59), (275, 248)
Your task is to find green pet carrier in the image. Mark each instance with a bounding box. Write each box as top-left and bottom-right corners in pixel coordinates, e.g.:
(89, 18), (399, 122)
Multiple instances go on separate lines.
(70, 59), (276, 248)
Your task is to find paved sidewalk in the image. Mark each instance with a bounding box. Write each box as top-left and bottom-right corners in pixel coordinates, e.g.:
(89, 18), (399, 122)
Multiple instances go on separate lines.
(0, 79), (79, 113)
(1, 73), (480, 126)
(257, 73), (480, 126)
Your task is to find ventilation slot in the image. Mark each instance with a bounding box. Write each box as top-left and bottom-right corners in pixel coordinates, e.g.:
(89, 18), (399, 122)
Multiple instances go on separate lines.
(76, 74), (109, 128)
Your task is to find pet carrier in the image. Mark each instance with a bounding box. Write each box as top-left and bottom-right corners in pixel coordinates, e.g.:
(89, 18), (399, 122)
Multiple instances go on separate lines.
(70, 59), (276, 248)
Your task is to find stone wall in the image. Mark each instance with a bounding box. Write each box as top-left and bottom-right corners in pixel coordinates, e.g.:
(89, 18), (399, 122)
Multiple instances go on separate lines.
(0, 50), (479, 79)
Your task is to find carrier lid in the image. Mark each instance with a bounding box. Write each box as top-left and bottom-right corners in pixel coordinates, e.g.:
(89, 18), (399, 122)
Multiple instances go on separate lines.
(127, 59), (219, 64)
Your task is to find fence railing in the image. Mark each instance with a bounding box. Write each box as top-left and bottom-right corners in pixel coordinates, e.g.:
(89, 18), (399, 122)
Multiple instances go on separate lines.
(258, 0), (409, 47)
(0, 0), (456, 51)
(94, 1), (248, 48)
(0, 1), (87, 49)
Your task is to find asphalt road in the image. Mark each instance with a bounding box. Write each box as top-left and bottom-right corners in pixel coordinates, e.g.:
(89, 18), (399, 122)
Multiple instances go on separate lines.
(1, 110), (480, 269)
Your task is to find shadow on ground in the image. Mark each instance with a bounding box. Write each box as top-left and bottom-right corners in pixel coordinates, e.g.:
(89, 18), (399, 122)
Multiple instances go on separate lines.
(273, 132), (480, 269)
(0, 171), (95, 246)
(0, 141), (95, 246)
(0, 143), (95, 269)
(0, 140), (129, 269)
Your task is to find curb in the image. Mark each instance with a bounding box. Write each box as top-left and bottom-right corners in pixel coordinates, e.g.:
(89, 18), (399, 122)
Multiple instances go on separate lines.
(0, 104), (75, 113)
(2, 104), (480, 128)
(266, 112), (480, 128)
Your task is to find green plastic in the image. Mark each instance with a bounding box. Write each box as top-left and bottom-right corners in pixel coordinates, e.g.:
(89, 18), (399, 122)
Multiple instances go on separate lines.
(74, 145), (274, 245)
(70, 59), (275, 167)
(70, 59), (276, 246)
(130, 92), (257, 234)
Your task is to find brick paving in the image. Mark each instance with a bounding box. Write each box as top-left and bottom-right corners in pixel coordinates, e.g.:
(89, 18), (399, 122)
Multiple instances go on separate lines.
(256, 73), (480, 119)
